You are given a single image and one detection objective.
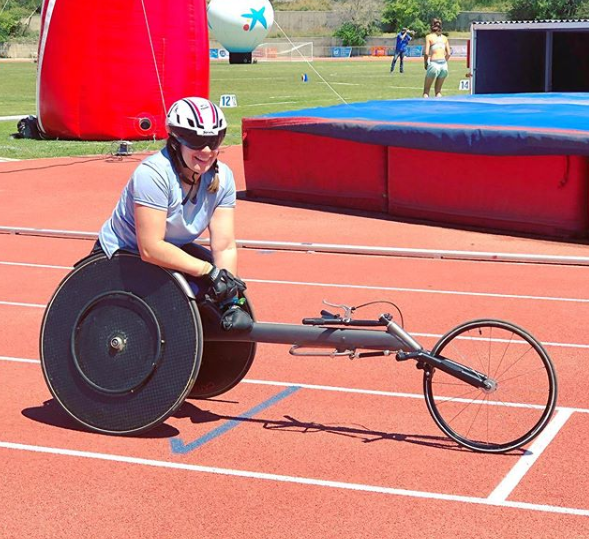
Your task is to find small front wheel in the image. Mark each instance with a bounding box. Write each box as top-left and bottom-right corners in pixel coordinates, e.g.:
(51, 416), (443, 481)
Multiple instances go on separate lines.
(424, 319), (557, 453)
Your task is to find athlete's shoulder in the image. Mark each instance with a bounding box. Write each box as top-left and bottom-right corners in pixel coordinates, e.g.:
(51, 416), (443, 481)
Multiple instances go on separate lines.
(136, 149), (174, 178)
(131, 149), (175, 193)
(216, 159), (233, 176)
(140, 148), (173, 172)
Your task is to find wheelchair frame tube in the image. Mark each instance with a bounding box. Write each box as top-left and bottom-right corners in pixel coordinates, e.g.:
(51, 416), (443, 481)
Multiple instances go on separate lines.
(204, 322), (422, 353)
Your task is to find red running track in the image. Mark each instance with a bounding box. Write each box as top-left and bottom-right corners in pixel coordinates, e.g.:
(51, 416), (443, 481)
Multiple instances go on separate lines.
(0, 149), (588, 538)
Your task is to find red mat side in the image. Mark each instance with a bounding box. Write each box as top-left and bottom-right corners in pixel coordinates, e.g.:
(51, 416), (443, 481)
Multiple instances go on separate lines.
(243, 128), (387, 212)
(388, 149), (589, 238)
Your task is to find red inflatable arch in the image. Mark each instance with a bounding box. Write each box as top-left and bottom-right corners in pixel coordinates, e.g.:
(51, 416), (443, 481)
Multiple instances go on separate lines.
(37, 0), (210, 140)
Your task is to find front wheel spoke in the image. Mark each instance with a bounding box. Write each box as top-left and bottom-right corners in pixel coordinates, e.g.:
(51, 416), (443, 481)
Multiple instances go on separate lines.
(486, 396), (490, 444)
(487, 327), (493, 376)
(491, 332), (514, 380)
(495, 345), (537, 381)
(464, 395), (485, 440)
(442, 395), (486, 425)
(432, 384), (482, 404)
(470, 329), (491, 375)
(495, 365), (549, 388)
(448, 340), (470, 369)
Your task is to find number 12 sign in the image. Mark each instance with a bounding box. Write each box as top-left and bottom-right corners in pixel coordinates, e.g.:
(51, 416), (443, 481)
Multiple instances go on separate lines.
(220, 94), (238, 107)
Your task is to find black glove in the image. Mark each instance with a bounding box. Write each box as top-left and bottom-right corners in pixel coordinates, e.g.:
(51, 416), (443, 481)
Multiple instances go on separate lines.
(221, 305), (253, 331)
(205, 265), (246, 305)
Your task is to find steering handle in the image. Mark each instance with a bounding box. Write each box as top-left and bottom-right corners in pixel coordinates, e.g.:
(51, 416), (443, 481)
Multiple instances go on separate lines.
(302, 318), (386, 327)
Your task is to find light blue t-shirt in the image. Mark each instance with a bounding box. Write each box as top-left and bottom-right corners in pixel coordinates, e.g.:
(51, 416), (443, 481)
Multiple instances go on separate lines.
(99, 148), (236, 257)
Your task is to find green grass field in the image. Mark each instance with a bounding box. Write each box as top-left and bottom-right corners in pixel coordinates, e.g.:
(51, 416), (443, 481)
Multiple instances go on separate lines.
(0, 57), (468, 160)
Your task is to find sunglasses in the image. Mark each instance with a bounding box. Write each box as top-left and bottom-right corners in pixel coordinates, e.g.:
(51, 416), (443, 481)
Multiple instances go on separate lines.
(178, 134), (224, 151)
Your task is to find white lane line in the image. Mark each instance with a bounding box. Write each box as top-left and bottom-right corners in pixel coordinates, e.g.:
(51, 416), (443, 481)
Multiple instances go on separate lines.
(3, 228), (589, 267)
(0, 300), (45, 308)
(243, 101), (298, 107)
(0, 261), (71, 270)
(2, 295), (589, 350)
(2, 298), (588, 350)
(318, 82), (360, 86)
(487, 408), (575, 503)
(243, 379), (589, 414)
(3, 358), (589, 415)
(0, 355), (39, 364)
(246, 278), (589, 305)
(247, 378), (544, 410)
(1, 441), (588, 516)
(1, 260), (588, 305)
(243, 378), (428, 400)
(411, 332), (589, 350)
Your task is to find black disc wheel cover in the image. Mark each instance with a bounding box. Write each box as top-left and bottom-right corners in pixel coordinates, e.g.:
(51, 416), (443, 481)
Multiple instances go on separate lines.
(40, 252), (203, 435)
(189, 295), (256, 399)
(177, 242), (257, 400)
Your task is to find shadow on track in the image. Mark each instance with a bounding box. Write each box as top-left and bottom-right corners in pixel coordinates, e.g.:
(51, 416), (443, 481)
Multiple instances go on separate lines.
(173, 400), (517, 454)
(21, 399), (180, 439)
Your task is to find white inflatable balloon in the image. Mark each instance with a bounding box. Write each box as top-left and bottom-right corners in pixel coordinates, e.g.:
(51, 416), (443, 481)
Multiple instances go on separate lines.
(208, 0), (274, 53)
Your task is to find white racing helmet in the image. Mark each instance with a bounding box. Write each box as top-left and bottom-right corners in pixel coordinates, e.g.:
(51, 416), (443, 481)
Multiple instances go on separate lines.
(166, 97), (227, 150)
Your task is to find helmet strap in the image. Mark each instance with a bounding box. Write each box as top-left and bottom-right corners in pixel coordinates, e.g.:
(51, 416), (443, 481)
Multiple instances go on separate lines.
(167, 136), (186, 174)
(167, 137), (203, 204)
(182, 172), (199, 205)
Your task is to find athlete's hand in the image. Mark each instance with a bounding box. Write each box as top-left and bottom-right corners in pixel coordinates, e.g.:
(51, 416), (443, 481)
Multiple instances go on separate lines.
(205, 265), (246, 305)
(221, 305), (253, 331)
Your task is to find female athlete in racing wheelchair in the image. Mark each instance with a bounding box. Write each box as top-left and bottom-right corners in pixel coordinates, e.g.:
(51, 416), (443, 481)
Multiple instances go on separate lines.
(39, 98), (558, 454)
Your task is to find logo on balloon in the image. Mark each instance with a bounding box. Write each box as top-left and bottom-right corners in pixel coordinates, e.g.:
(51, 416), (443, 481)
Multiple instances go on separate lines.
(241, 7), (268, 31)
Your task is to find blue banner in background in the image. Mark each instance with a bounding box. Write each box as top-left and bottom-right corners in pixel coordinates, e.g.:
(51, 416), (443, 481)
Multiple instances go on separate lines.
(209, 48), (229, 59)
(331, 46), (352, 58)
(407, 46), (423, 57)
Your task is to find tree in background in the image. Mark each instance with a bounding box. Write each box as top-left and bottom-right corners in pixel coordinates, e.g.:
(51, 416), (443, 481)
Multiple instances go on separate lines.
(0, 11), (19, 41)
(508, 0), (588, 19)
(458, 0), (511, 10)
(0, 0), (41, 41)
(333, 0), (383, 46)
(382, 0), (461, 37)
(578, 0), (589, 16)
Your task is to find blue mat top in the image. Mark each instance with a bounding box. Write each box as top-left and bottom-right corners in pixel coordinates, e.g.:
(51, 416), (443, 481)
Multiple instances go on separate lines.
(249, 93), (589, 155)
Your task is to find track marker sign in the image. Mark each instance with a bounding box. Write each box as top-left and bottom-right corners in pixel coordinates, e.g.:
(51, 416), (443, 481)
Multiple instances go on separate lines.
(220, 94), (238, 107)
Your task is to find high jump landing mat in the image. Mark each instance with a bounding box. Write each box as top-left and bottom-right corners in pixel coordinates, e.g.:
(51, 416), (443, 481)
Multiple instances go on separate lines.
(242, 93), (589, 239)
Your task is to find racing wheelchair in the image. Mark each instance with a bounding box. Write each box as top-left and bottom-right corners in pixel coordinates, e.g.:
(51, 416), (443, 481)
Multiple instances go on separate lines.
(40, 249), (558, 453)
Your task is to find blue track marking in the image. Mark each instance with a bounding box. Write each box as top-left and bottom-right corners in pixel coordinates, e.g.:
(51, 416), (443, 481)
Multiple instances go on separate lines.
(170, 385), (301, 455)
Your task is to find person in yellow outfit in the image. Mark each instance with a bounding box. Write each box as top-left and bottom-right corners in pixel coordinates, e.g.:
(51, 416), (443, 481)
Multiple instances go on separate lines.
(423, 18), (452, 98)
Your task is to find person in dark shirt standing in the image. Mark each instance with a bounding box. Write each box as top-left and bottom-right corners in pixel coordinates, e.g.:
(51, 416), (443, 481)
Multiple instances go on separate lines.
(390, 28), (414, 73)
